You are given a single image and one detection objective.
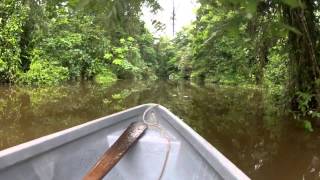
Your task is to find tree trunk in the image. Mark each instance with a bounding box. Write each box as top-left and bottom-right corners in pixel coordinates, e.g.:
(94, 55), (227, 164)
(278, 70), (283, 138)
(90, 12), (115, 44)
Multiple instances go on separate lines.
(283, 1), (320, 111)
(255, 38), (270, 85)
(247, 2), (271, 85)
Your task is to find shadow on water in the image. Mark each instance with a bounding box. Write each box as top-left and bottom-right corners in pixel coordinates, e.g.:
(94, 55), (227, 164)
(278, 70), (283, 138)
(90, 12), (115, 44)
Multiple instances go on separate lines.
(0, 80), (319, 180)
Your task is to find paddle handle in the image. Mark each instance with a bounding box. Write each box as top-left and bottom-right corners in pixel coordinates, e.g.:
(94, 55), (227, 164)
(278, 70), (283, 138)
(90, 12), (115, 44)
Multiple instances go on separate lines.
(83, 121), (147, 180)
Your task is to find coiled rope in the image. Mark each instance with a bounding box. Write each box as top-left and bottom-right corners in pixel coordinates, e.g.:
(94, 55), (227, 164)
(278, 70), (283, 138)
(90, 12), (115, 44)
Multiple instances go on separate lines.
(142, 105), (171, 180)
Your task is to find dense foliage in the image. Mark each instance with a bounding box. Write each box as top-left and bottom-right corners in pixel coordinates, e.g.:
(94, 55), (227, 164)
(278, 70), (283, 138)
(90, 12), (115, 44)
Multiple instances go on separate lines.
(1, 0), (320, 128)
(0, 0), (159, 85)
(157, 0), (320, 129)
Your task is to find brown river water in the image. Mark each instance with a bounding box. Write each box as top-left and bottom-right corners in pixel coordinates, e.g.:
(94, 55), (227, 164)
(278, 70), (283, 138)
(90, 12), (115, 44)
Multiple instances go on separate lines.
(0, 80), (319, 180)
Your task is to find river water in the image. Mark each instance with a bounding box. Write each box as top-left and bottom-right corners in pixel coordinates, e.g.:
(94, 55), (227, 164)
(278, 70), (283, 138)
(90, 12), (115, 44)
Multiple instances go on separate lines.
(0, 80), (319, 180)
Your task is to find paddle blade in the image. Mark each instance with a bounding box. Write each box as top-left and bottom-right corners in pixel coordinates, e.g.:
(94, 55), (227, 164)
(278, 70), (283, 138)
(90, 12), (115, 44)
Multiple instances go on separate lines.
(83, 121), (147, 180)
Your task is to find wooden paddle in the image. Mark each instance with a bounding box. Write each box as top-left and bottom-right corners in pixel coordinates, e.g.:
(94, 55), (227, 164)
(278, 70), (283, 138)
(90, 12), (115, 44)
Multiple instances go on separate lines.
(83, 121), (148, 180)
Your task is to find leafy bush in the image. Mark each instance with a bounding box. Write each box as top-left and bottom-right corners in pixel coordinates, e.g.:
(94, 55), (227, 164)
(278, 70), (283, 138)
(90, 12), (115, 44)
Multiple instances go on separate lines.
(19, 61), (68, 85)
(104, 37), (149, 79)
(0, 2), (28, 82)
(94, 68), (117, 85)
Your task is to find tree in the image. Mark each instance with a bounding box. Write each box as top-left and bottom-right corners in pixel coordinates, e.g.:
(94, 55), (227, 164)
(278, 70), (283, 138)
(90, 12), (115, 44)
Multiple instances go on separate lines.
(185, 0), (320, 115)
(0, 0), (160, 85)
(282, 1), (320, 112)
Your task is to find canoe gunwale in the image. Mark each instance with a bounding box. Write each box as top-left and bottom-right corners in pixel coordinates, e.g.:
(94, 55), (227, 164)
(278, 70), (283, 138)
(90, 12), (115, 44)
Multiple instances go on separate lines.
(156, 106), (250, 180)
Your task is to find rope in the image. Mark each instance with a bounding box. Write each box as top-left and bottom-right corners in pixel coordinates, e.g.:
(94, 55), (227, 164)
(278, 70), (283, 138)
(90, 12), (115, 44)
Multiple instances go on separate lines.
(142, 105), (171, 180)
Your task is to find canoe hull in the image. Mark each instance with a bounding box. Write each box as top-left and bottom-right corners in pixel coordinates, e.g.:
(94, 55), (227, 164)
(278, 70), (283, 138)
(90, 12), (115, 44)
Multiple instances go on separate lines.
(0, 104), (250, 180)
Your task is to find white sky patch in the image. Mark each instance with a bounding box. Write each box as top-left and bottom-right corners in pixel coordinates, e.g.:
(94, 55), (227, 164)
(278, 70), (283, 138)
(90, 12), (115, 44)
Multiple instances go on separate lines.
(142, 0), (198, 38)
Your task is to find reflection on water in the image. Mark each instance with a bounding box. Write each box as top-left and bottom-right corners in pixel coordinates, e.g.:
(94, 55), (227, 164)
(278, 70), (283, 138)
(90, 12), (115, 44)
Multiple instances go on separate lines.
(0, 80), (319, 180)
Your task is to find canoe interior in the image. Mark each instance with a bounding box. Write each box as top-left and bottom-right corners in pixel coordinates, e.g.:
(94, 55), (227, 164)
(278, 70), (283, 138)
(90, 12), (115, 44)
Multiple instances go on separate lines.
(0, 104), (250, 180)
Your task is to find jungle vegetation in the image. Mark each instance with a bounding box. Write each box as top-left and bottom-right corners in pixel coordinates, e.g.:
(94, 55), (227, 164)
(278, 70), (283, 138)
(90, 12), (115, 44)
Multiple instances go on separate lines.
(1, 0), (320, 128)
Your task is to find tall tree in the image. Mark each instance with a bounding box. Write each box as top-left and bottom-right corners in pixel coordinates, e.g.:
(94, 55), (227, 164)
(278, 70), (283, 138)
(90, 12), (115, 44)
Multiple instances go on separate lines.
(194, 0), (320, 113)
(282, 1), (320, 111)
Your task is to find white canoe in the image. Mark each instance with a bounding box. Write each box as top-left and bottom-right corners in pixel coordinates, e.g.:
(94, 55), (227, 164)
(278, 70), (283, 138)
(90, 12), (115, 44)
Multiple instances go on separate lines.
(0, 104), (250, 180)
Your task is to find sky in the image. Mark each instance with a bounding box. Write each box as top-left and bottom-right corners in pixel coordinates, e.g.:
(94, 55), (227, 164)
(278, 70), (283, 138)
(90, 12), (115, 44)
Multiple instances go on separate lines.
(142, 0), (198, 38)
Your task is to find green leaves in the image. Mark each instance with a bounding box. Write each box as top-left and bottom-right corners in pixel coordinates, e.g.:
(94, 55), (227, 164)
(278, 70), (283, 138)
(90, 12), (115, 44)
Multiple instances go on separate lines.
(281, 24), (302, 35)
(94, 68), (117, 85)
(296, 91), (313, 115)
(281, 0), (303, 8)
(19, 60), (69, 85)
(0, 59), (7, 72)
(104, 53), (113, 61)
(0, 0), (29, 82)
(112, 58), (134, 70)
(303, 120), (313, 132)
(103, 36), (151, 79)
(0, 0), (159, 85)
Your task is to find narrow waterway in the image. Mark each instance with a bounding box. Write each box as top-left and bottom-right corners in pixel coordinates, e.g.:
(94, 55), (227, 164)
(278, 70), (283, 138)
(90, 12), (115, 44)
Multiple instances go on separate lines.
(0, 80), (319, 180)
